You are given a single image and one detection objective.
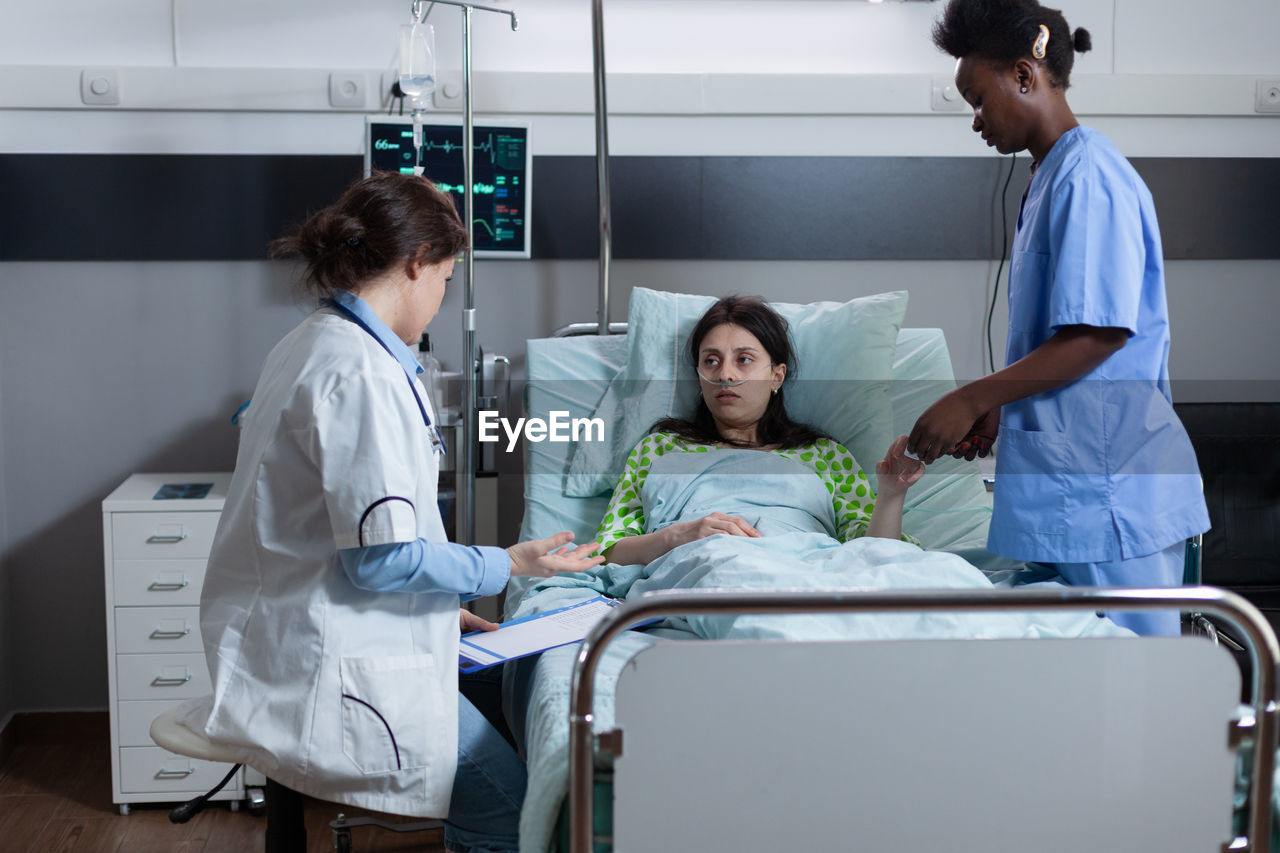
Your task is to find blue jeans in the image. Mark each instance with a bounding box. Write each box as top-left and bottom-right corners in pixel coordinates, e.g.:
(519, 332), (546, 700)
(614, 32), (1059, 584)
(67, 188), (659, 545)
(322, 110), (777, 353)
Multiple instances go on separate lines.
(445, 693), (527, 853)
(1050, 542), (1185, 636)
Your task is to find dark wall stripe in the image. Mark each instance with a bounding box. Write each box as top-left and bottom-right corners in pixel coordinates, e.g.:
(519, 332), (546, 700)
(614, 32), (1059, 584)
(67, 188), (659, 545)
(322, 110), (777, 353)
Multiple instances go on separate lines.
(0, 155), (362, 262)
(2, 154), (1276, 262)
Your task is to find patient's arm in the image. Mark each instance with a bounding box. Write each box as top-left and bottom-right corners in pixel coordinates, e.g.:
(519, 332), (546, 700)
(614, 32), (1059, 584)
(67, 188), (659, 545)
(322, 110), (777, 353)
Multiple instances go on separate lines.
(866, 436), (926, 540)
(605, 512), (761, 565)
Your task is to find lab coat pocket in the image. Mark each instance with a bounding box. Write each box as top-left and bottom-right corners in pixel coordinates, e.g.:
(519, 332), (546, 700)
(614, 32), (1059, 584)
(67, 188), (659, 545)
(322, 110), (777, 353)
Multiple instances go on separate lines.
(339, 654), (438, 775)
(992, 426), (1069, 537)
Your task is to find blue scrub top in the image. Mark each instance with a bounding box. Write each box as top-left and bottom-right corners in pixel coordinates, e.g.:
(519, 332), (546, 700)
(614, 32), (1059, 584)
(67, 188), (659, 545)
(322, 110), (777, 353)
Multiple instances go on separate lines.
(989, 126), (1209, 563)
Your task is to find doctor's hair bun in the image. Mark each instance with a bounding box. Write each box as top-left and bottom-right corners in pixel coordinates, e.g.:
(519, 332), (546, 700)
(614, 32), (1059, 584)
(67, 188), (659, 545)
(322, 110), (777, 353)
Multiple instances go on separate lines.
(932, 0), (1087, 89)
(271, 171), (468, 299)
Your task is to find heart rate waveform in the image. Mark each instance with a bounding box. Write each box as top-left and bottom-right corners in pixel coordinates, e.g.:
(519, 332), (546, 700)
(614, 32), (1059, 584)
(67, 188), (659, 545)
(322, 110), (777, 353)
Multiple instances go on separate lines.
(367, 122), (530, 255)
(434, 182), (497, 195)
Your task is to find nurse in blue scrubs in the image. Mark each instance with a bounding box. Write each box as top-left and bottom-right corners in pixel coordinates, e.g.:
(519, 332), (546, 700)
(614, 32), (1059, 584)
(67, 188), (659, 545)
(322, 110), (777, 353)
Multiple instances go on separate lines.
(907, 0), (1209, 635)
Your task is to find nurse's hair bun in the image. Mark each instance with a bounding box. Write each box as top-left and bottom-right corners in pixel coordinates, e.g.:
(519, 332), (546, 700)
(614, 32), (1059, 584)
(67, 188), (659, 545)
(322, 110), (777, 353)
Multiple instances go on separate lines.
(271, 172), (468, 301)
(931, 0), (1089, 89)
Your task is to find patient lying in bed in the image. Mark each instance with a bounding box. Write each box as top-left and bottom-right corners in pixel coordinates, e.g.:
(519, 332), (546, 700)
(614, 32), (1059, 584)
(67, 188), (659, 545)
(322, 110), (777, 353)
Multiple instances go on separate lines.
(596, 293), (926, 567)
(507, 296), (1132, 852)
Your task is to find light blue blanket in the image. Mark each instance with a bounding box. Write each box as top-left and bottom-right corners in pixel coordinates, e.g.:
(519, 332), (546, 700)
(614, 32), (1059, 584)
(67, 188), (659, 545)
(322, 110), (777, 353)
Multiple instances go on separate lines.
(510, 449), (1132, 852)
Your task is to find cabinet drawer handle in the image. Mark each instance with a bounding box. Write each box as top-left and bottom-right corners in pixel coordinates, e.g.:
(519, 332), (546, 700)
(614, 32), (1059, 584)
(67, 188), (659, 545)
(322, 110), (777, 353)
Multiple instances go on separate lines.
(147, 580), (189, 591)
(149, 628), (192, 640)
(154, 768), (197, 779)
(146, 534), (188, 544)
(151, 675), (193, 687)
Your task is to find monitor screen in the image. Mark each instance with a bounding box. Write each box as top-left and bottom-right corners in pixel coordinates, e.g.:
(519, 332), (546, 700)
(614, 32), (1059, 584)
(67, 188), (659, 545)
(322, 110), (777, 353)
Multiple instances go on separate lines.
(365, 118), (531, 259)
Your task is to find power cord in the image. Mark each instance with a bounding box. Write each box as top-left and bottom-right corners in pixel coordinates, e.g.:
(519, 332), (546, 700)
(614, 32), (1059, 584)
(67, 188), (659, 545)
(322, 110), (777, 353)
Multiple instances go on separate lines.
(986, 151), (1018, 374)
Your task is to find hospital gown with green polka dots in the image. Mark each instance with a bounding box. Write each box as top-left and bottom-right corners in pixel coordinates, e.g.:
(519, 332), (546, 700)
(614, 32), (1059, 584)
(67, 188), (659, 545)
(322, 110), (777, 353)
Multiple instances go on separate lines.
(595, 431), (906, 555)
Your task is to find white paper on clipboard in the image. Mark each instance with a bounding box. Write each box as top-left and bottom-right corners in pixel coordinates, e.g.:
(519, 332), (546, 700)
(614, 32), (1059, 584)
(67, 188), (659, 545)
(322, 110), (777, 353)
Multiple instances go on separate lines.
(459, 595), (628, 672)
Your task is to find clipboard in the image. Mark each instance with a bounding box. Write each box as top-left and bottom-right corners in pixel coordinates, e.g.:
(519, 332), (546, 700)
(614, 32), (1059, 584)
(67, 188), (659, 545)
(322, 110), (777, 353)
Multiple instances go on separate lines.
(459, 595), (651, 673)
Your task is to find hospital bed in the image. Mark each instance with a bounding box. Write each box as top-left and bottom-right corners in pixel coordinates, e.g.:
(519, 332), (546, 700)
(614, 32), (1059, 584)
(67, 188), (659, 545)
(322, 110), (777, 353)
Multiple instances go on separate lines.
(505, 289), (1280, 853)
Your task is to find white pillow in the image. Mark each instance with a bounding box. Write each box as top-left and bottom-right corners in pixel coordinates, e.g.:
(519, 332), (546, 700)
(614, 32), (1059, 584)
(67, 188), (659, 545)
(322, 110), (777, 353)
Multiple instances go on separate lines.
(564, 287), (909, 497)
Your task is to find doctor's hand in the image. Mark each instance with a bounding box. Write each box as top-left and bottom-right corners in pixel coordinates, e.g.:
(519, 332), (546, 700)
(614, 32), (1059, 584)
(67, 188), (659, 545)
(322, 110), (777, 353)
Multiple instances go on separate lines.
(507, 531), (606, 578)
(875, 435), (926, 499)
(459, 609), (499, 634)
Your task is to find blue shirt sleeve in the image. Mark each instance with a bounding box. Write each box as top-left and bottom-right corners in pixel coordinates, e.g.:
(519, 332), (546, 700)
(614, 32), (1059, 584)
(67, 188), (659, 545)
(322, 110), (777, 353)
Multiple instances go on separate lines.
(339, 540), (510, 599)
(1047, 159), (1144, 335)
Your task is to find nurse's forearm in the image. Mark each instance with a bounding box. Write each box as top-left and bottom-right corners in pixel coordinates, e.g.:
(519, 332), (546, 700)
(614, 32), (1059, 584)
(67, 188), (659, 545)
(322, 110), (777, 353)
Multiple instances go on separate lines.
(962, 325), (1128, 413)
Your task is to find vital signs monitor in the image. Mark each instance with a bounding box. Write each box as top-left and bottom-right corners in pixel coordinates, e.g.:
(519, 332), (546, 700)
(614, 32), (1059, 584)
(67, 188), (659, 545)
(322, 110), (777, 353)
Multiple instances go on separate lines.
(365, 117), (532, 259)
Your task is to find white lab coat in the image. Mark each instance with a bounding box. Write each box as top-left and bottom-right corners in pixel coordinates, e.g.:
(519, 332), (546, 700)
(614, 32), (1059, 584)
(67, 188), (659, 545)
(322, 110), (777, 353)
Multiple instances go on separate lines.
(178, 307), (459, 818)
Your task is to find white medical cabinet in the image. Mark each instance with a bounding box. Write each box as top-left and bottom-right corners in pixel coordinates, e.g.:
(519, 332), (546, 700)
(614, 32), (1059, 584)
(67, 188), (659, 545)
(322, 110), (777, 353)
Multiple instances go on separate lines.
(101, 472), (257, 814)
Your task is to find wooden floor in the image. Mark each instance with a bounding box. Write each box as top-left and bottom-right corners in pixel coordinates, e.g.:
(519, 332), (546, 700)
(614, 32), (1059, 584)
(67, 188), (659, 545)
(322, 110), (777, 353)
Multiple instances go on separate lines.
(0, 712), (449, 852)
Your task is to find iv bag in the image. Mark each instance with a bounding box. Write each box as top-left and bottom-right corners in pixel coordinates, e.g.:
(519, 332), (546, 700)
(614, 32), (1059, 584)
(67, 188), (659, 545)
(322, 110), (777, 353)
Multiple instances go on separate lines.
(398, 23), (437, 101)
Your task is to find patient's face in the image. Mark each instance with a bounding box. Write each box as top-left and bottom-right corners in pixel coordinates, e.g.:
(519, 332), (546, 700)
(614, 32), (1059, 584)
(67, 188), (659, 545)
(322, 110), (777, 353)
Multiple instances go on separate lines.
(697, 323), (786, 435)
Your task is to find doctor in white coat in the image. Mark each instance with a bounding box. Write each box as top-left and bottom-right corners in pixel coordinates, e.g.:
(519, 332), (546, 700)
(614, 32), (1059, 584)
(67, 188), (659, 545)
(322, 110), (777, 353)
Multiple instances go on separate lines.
(179, 172), (602, 853)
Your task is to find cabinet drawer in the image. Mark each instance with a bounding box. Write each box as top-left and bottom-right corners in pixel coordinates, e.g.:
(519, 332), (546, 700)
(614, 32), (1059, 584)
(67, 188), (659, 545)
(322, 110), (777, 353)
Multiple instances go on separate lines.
(115, 607), (203, 654)
(111, 512), (220, 561)
(116, 653), (212, 701)
(118, 699), (188, 748)
(119, 746), (242, 796)
(113, 560), (206, 606)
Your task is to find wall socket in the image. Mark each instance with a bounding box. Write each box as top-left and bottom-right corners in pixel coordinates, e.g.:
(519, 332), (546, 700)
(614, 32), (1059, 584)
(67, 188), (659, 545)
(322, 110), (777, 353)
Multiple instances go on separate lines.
(80, 68), (120, 105)
(930, 76), (967, 112)
(1256, 78), (1280, 114)
(328, 72), (369, 109)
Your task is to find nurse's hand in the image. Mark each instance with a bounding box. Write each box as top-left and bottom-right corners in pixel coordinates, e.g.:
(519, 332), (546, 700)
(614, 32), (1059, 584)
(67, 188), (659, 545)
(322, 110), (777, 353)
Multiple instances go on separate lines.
(907, 388), (984, 464)
(948, 408), (999, 461)
(460, 609), (499, 634)
(507, 531), (606, 578)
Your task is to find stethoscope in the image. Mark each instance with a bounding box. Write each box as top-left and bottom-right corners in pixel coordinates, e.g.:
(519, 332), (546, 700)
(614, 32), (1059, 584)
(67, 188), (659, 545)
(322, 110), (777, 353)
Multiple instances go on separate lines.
(328, 300), (448, 457)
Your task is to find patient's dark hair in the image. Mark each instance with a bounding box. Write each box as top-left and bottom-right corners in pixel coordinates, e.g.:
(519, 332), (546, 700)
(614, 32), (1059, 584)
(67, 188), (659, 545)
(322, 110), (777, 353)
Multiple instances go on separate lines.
(271, 171), (468, 299)
(653, 295), (830, 450)
(932, 0), (1092, 89)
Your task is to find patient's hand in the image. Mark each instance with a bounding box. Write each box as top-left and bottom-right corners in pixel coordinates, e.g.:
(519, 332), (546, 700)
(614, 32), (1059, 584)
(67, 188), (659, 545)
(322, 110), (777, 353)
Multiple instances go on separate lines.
(507, 531), (606, 578)
(875, 435), (927, 499)
(668, 512), (761, 548)
(604, 514), (762, 567)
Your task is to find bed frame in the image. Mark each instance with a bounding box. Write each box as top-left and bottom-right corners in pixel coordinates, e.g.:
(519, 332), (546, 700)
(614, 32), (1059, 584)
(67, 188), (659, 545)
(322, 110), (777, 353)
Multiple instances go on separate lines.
(567, 586), (1279, 853)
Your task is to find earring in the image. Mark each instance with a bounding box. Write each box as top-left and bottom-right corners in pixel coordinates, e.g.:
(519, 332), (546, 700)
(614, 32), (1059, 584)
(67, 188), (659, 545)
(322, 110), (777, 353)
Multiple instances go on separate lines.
(1020, 86), (1028, 93)
(772, 387), (778, 395)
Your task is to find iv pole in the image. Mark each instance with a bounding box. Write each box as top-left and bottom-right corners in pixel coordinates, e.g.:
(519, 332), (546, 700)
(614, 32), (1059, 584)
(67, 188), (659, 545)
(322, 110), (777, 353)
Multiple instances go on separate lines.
(409, 0), (519, 547)
(591, 0), (612, 337)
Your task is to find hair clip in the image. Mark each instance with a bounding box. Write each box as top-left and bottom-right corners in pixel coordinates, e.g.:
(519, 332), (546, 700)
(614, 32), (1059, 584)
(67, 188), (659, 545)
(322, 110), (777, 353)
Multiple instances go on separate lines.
(346, 236), (361, 247)
(1032, 24), (1050, 60)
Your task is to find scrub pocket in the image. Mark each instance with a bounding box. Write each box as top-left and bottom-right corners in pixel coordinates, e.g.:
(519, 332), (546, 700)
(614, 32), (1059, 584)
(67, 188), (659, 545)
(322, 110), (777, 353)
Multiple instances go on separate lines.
(993, 426), (1070, 537)
(340, 654), (438, 774)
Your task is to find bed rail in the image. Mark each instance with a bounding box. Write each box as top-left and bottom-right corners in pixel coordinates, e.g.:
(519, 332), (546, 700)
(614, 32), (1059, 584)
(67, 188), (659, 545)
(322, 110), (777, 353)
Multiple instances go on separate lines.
(568, 585), (1280, 853)
(552, 321), (628, 338)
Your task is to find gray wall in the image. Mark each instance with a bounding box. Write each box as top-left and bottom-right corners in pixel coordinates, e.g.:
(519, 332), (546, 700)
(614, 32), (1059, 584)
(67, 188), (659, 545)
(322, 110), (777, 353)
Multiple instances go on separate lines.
(3, 253), (1275, 713)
